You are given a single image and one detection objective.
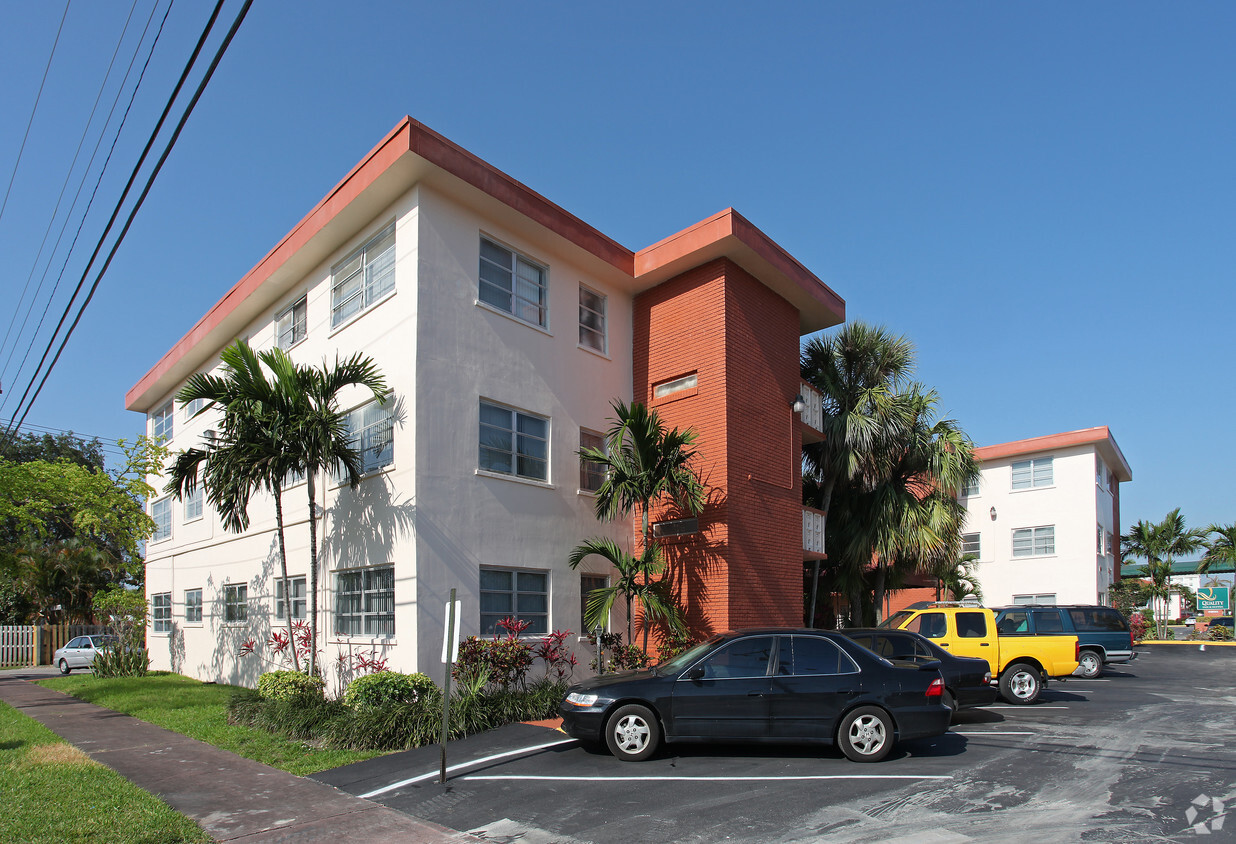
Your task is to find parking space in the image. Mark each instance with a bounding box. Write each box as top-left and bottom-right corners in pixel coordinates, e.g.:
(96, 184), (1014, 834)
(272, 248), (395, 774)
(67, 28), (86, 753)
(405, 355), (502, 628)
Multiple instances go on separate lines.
(316, 647), (1236, 842)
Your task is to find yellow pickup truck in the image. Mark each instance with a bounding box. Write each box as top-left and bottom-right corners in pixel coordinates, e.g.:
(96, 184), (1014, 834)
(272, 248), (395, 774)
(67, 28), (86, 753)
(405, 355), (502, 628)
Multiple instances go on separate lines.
(879, 604), (1079, 704)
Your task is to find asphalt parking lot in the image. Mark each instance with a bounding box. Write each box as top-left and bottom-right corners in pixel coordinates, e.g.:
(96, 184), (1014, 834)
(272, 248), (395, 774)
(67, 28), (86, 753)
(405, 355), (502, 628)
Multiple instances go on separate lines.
(314, 645), (1236, 843)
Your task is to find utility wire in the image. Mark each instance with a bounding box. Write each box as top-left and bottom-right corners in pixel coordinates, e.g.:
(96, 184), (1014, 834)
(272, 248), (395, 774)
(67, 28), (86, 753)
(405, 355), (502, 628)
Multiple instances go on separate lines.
(0, 0), (147, 376)
(0, 0), (173, 401)
(0, 0), (228, 431)
(3, 0), (254, 442)
(0, 1), (71, 227)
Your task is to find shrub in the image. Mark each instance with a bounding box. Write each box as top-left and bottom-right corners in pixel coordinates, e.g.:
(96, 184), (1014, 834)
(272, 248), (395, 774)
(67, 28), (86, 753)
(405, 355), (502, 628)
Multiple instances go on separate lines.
(344, 671), (440, 709)
(1129, 612), (1150, 643)
(1209, 624), (1233, 642)
(656, 631), (696, 663)
(453, 628), (534, 691)
(91, 647), (150, 678)
(532, 630), (578, 681)
(257, 670), (325, 702)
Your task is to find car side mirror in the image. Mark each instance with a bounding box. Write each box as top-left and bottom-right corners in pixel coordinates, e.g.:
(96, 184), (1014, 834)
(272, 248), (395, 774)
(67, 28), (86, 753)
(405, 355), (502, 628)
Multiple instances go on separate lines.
(687, 666), (705, 681)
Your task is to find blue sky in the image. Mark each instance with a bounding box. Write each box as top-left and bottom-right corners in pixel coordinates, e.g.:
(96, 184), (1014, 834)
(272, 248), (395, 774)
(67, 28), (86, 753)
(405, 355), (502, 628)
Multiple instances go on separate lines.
(0, 1), (1231, 534)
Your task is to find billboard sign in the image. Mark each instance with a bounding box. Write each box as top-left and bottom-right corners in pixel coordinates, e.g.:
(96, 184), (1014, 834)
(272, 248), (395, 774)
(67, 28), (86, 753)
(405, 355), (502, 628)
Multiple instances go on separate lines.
(1198, 586), (1230, 614)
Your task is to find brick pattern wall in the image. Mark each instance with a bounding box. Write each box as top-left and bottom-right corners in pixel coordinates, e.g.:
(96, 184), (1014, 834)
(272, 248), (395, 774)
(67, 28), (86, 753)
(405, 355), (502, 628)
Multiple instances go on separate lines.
(633, 258), (802, 639)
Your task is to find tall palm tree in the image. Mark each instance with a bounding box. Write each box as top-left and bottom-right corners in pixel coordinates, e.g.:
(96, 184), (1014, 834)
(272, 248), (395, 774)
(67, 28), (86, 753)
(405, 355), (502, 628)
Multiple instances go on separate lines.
(1198, 522), (1236, 617)
(167, 342), (304, 670)
(1122, 509), (1205, 639)
(801, 322), (914, 626)
(575, 400), (703, 649)
(567, 538), (682, 643)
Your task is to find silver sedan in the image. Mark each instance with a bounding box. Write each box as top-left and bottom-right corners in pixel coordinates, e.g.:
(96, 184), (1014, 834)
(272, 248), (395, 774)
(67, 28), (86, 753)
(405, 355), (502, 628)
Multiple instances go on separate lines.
(52, 635), (118, 673)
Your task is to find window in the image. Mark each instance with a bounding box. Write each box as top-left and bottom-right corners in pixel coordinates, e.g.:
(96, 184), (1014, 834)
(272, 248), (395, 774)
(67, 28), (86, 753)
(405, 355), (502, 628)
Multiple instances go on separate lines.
(1012, 525), (1055, 557)
(223, 584), (248, 623)
(1069, 607), (1128, 632)
(654, 373), (697, 399)
(276, 576), (307, 621)
(1031, 609), (1065, 633)
(580, 574), (608, 632)
(152, 593), (171, 633)
(1096, 458), (1107, 487)
(184, 589), (202, 624)
(961, 476), (979, 497)
(956, 612), (987, 638)
(480, 567), (547, 635)
(184, 397), (206, 418)
(1012, 594), (1056, 606)
(961, 532), (981, 558)
(1106, 531), (1115, 558)
(777, 635), (858, 676)
(478, 237), (547, 327)
(151, 498), (171, 542)
(151, 402), (173, 441)
(340, 398), (394, 476)
(331, 224), (395, 327)
(479, 400), (548, 482)
(1011, 457), (1053, 489)
(997, 610), (1030, 634)
(653, 518), (700, 538)
(1097, 525), (1104, 554)
(699, 636), (774, 679)
(184, 487), (203, 522)
(334, 566), (394, 637)
(578, 285), (606, 352)
(276, 296), (307, 349)
(579, 429), (605, 492)
(905, 612), (947, 639)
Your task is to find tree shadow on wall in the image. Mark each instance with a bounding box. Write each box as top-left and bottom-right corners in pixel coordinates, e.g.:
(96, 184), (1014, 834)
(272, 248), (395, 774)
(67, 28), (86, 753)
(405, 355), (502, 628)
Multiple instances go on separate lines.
(657, 484), (728, 644)
(321, 473), (417, 570)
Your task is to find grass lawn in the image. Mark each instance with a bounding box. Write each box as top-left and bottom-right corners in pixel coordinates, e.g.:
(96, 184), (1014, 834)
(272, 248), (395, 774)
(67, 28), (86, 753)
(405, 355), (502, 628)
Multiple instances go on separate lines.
(0, 701), (209, 844)
(38, 672), (383, 776)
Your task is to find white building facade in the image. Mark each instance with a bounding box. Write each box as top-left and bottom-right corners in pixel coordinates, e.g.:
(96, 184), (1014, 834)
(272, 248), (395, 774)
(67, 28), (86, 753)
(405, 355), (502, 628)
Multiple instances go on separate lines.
(127, 118), (844, 689)
(959, 427), (1132, 608)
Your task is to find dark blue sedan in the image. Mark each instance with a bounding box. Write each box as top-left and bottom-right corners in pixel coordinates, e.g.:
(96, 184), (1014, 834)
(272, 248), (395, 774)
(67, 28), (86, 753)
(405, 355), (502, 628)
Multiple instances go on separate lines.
(559, 628), (950, 763)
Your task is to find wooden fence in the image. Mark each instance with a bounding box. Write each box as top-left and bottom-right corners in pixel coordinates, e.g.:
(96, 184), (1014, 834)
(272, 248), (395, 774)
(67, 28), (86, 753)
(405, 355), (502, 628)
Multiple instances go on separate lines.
(0, 624), (108, 666)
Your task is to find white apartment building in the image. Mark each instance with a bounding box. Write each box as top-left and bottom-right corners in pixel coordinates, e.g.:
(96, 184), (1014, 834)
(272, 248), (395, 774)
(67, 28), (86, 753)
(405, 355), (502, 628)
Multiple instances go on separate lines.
(958, 427), (1132, 607)
(126, 117), (843, 688)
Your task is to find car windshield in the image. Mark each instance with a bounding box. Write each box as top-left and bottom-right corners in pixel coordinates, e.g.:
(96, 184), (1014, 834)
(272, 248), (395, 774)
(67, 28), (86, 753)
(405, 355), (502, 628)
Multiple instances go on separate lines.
(655, 635), (724, 675)
(879, 610), (915, 629)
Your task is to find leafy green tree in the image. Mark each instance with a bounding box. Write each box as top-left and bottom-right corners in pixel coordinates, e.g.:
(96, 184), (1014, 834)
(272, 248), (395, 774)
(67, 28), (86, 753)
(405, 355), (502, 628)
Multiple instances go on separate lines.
(573, 400), (703, 649)
(1122, 509), (1205, 639)
(0, 430), (105, 470)
(800, 322), (914, 626)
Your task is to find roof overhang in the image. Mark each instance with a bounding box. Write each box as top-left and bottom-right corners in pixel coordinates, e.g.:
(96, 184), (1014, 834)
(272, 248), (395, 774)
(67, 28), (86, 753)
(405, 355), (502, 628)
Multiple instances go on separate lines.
(975, 426), (1132, 483)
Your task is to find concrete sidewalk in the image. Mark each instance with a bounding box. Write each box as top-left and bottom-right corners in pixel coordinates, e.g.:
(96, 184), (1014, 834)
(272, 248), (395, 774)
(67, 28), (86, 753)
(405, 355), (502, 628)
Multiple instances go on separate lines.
(0, 671), (479, 842)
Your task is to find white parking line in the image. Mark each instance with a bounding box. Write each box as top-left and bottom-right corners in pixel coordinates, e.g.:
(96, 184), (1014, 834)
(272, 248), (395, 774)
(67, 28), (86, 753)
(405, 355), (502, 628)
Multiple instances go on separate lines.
(359, 737), (578, 798)
(951, 730), (1033, 735)
(464, 774), (956, 782)
(987, 705), (1067, 709)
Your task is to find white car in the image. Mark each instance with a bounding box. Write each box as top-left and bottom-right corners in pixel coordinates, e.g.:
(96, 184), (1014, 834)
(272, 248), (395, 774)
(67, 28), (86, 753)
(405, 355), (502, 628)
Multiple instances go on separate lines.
(53, 635), (118, 673)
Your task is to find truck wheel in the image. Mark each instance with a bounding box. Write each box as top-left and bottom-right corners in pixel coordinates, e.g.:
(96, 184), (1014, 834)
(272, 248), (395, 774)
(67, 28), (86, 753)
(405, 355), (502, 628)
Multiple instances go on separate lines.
(1076, 650), (1103, 679)
(999, 662), (1041, 704)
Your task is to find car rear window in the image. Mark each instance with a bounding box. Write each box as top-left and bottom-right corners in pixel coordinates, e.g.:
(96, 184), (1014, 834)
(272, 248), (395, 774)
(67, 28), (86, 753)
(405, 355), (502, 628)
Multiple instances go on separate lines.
(956, 612), (987, 638)
(1068, 608), (1129, 632)
(1031, 609), (1065, 633)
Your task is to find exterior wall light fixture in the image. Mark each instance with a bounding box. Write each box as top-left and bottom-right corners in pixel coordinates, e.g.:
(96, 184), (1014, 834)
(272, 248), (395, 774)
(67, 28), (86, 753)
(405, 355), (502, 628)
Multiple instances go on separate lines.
(990, 506), (997, 521)
(791, 394), (807, 413)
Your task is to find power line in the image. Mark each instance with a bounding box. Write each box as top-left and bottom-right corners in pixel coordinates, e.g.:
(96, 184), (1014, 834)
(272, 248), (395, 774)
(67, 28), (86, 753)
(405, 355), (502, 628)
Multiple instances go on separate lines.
(0, 0), (149, 377)
(3, 0), (254, 442)
(0, 1), (70, 227)
(0, 0), (173, 401)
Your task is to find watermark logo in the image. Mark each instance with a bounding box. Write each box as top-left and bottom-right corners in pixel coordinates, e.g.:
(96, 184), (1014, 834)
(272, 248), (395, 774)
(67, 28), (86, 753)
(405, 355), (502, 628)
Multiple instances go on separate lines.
(1185, 793), (1226, 835)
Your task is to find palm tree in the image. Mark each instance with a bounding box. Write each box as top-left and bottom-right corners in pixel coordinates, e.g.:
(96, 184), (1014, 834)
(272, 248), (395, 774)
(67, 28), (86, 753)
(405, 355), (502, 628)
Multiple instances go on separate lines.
(574, 400), (703, 649)
(567, 538), (682, 644)
(930, 553), (983, 603)
(166, 342), (304, 670)
(1122, 509), (1205, 639)
(801, 322), (914, 626)
(1198, 522), (1236, 617)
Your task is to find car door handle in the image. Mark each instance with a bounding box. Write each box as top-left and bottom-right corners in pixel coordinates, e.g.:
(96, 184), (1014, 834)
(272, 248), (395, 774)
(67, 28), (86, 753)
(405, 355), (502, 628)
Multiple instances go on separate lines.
(838, 689), (858, 695)
(980, 643), (990, 646)
(747, 691), (765, 696)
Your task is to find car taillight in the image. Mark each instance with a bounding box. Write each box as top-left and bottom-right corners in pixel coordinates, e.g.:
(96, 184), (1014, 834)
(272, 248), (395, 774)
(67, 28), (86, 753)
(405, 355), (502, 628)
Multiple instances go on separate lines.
(1076, 640), (1080, 661)
(983, 672), (992, 686)
(926, 678), (944, 698)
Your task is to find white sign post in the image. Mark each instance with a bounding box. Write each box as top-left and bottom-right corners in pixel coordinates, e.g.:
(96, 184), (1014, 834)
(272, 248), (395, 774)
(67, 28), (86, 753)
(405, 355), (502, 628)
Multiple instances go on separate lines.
(439, 590), (460, 784)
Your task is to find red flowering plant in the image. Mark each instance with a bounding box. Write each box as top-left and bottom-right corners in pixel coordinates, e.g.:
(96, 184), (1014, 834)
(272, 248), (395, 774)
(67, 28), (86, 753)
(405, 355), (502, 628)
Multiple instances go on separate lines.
(238, 619), (389, 694)
(533, 629), (579, 681)
(451, 617), (542, 692)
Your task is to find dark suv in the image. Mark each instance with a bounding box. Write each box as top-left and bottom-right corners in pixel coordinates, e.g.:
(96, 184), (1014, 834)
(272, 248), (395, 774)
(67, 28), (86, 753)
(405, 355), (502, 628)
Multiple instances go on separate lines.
(993, 605), (1135, 679)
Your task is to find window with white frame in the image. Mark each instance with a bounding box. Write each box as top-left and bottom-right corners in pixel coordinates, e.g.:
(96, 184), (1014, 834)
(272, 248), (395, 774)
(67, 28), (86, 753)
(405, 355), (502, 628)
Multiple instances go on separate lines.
(184, 486), (203, 522)
(1011, 457), (1052, 490)
(152, 592), (171, 633)
(654, 372), (697, 399)
(478, 237), (547, 327)
(962, 532), (981, 558)
(334, 566), (394, 637)
(580, 573), (608, 632)
(151, 497), (171, 542)
(578, 285), (606, 352)
(579, 429), (605, 492)
(223, 584), (248, 623)
(276, 296), (307, 349)
(1107, 531), (1114, 557)
(1097, 525), (1104, 554)
(331, 224), (395, 327)
(151, 402), (173, 441)
(479, 400), (548, 482)
(480, 567), (547, 635)
(276, 576), (307, 621)
(1013, 594), (1057, 605)
(339, 398), (394, 477)
(1096, 458), (1107, 487)
(1012, 525), (1055, 557)
(184, 588), (202, 624)
(961, 476), (980, 497)
(184, 397), (206, 418)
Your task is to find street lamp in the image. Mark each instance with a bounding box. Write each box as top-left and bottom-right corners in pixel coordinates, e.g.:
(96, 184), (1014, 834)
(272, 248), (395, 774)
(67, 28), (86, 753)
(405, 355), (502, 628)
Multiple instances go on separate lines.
(593, 623), (605, 675)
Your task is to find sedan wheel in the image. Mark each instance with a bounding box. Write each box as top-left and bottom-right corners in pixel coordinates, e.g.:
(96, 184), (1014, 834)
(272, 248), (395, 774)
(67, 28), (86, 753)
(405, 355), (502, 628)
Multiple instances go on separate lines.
(58, 659), (71, 675)
(999, 662), (1041, 704)
(838, 706), (893, 762)
(1076, 651), (1103, 679)
(605, 704), (661, 762)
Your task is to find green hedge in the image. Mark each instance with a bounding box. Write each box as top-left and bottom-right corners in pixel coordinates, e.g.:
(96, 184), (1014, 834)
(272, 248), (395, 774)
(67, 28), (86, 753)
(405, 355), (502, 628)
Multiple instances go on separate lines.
(256, 671), (326, 702)
(343, 671), (440, 709)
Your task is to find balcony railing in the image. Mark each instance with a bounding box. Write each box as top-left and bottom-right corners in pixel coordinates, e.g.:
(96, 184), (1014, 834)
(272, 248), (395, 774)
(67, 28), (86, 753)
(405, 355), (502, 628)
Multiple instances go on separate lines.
(803, 507), (826, 559)
(798, 381), (824, 443)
